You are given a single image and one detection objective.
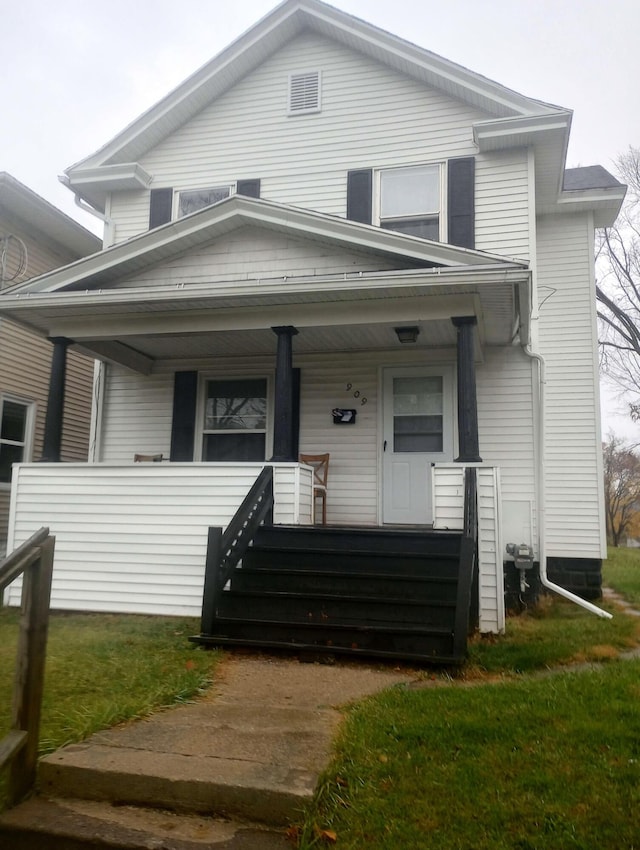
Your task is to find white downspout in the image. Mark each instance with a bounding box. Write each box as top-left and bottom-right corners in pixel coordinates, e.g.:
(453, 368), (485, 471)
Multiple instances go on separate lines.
(524, 344), (612, 619)
(58, 175), (115, 246)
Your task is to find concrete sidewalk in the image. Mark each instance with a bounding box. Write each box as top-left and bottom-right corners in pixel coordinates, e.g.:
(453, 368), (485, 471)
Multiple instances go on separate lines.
(1, 653), (415, 848)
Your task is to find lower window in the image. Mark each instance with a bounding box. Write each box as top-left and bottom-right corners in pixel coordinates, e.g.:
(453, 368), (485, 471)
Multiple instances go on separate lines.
(0, 397), (34, 482)
(201, 378), (267, 462)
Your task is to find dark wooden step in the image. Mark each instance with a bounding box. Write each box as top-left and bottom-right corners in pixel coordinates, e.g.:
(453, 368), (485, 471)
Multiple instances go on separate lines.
(216, 589), (456, 627)
(191, 618), (460, 663)
(253, 525), (462, 557)
(230, 567), (458, 601)
(243, 546), (459, 576)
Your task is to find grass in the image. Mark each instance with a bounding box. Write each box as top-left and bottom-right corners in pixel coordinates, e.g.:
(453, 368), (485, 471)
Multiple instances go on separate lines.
(603, 545), (640, 604)
(299, 591), (640, 849)
(464, 593), (640, 675)
(302, 660), (640, 849)
(0, 609), (218, 807)
(2, 572), (640, 846)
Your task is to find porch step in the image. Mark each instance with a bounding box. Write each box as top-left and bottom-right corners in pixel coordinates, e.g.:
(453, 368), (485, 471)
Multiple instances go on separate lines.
(195, 618), (458, 663)
(252, 524), (462, 555)
(231, 566), (458, 600)
(194, 524), (473, 664)
(218, 590), (456, 627)
(0, 797), (290, 849)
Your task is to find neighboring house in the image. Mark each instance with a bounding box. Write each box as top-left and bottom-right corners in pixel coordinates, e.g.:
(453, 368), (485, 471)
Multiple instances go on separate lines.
(0, 2), (626, 657)
(0, 173), (100, 555)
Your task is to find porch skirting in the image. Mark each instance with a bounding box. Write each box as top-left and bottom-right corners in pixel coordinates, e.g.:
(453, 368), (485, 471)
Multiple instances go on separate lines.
(4, 462), (312, 616)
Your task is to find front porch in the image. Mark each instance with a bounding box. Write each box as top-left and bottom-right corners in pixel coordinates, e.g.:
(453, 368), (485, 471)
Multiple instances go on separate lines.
(5, 460), (504, 656)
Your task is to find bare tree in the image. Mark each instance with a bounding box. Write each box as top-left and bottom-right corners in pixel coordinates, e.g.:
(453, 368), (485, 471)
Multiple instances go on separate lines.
(597, 147), (640, 415)
(603, 434), (640, 546)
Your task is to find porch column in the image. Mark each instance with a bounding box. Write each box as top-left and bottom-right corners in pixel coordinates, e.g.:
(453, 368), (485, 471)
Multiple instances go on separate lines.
(271, 325), (299, 462)
(452, 316), (482, 463)
(41, 336), (71, 462)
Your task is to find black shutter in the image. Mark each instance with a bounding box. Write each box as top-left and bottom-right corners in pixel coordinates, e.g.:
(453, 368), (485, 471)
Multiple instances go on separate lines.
(347, 169), (372, 224)
(170, 371), (198, 461)
(447, 158), (475, 249)
(237, 179), (261, 198)
(149, 188), (173, 229)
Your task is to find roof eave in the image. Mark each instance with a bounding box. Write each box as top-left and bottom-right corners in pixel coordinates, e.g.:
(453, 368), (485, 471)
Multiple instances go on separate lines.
(0, 172), (102, 257)
(65, 0), (563, 188)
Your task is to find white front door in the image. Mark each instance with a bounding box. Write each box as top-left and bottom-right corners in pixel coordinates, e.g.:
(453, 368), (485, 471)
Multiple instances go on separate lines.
(382, 366), (454, 525)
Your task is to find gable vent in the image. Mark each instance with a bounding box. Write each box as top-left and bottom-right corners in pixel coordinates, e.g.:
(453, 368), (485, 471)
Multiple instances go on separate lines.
(288, 71), (321, 114)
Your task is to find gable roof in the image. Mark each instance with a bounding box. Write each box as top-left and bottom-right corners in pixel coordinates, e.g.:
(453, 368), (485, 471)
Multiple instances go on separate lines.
(5, 195), (527, 296)
(64, 0), (565, 209)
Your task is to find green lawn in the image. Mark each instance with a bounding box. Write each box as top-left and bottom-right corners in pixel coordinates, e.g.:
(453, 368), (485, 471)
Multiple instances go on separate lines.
(302, 660), (640, 849)
(0, 609), (218, 807)
(300, 587), (640, 849)
(604, 545), (640, 604)
(2, 574), (640, 847)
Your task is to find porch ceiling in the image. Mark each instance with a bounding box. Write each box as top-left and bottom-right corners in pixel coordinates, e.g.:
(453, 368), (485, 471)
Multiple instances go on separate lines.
(79, 318), (464, 362)
(0, 273), (528, 372)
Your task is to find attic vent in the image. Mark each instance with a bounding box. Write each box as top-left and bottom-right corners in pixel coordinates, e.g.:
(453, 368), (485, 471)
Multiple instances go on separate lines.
(288, 71), (321, 114)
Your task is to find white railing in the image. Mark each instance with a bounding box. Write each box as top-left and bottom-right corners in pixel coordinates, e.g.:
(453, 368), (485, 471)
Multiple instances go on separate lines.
(5, 462), (313, 617)
(433, 463), (504, 634)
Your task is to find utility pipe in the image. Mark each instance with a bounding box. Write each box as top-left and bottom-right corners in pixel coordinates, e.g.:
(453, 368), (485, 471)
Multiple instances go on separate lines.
(524, 344), (612, 619)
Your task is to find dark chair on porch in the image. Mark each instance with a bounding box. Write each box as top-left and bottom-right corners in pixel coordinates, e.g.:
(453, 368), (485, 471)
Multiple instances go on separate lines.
(299, 453), (330, 525)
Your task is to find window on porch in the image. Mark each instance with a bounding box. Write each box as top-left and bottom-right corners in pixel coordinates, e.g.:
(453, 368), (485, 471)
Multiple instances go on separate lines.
(202, 378), (267, 461)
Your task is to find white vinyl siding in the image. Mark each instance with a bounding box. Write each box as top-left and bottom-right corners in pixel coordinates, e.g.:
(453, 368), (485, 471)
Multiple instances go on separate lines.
(536, 213), (604, 558)
(432, 464), (504, 633)
(99, 348), (471, 526)
(5, 462), (312, 615)
(477, 346), (536, 502)
(475, 150), (530, 260)
(109, 32), (526, 258)
(109, 226), (400, 289)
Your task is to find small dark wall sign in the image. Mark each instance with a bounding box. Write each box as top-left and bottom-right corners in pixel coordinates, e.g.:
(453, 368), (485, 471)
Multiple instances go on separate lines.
(332, 408), (357, 424)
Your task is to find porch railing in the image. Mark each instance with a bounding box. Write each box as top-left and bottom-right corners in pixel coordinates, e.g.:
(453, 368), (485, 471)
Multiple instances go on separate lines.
(0, 527), (55, 805)
(453, 467), (478, 658)
(200, 466), (274, 635)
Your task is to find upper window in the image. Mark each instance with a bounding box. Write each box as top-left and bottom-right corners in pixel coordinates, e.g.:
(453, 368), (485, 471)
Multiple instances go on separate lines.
(178, 186), (232, 218)
(288, 71), (321, 115)
(379, 164), (442, 241)
(0, 397), (34, 483)
(201, 378), (268, 462)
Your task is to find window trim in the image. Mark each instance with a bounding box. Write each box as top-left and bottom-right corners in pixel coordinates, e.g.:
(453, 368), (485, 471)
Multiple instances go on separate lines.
(0, 394), (35, 487)
(176, 185), (235, 219)
(288, 70), (322, 115)
(375, 162), (447, 242)
(194, 373), (273, 462)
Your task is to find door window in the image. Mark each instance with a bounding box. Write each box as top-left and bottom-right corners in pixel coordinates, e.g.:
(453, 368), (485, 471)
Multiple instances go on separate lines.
(392, 376), (443, 453)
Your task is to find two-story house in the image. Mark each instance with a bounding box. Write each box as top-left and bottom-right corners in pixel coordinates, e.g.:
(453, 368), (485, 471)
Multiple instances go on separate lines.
(0, 1), (626, 661)
(0, 173), (100, 555)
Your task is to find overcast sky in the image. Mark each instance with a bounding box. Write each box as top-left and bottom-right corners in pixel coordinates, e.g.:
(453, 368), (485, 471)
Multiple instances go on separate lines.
(2, 0), (639, 435)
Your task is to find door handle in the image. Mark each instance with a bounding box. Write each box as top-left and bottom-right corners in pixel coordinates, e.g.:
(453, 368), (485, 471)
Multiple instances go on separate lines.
(383, 440), (387, 452)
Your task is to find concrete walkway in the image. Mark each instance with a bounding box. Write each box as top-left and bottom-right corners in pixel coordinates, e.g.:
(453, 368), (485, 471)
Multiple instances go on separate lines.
(0, 653), (416, 848)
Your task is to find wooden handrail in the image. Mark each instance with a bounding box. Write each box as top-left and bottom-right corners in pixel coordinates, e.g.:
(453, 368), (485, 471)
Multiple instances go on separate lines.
(200, 466), (274, 635)
(0, 527), (55, 806)
(453, 468), (479, 660)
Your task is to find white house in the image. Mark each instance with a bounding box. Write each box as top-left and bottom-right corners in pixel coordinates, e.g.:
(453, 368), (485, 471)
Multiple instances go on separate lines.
(0, 0), (625, 660)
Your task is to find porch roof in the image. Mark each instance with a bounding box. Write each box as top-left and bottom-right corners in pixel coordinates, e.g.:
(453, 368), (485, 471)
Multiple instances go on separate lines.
(0, 197), (530, 372)
(3, 195), (527, 297)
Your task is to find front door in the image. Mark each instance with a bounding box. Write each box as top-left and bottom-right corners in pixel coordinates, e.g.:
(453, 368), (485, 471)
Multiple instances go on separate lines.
(382, 366), (454, 524)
